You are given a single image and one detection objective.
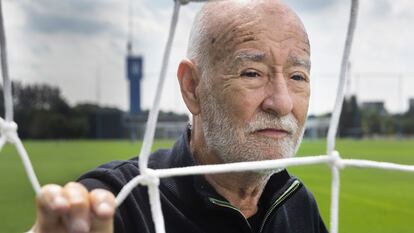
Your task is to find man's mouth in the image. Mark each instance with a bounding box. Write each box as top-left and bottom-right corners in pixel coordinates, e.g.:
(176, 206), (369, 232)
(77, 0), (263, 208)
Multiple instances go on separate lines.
(255, 128), (290, 139)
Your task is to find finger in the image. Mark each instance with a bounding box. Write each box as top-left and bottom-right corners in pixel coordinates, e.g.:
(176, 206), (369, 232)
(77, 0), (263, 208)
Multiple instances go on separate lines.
(35, 184), (69, 229)
(62, 182), (91, 233)
(90, 189), (116, 232)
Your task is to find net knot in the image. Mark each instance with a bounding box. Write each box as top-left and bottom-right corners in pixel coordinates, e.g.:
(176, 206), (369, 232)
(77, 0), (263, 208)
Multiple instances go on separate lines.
(0, 118), (18, 144)
(177, 0), (190, 5)
(329, 150), (344, 169)
(140, 168), (160, 187)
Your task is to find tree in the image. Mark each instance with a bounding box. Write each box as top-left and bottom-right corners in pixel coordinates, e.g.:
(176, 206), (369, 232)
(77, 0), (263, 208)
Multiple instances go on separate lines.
(0, 82), (189, 139)
(338, 95), (362, 138)
(0, 82), (88, 138)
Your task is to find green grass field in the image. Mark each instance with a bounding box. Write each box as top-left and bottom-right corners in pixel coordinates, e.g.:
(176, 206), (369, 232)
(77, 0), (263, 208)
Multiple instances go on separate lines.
(0, 139), (413, 232)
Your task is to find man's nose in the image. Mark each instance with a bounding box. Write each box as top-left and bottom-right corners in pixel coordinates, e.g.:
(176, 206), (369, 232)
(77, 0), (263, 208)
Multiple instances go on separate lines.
(261, 75), (293, 116)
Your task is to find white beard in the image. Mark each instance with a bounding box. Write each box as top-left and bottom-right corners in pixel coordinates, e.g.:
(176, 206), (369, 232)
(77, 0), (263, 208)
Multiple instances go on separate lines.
(200, 88), (305, 166)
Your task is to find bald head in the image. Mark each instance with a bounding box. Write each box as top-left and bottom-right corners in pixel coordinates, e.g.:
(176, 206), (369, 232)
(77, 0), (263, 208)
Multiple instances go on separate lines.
(187, 0), (310, 76)
(178, 0), (312, 166)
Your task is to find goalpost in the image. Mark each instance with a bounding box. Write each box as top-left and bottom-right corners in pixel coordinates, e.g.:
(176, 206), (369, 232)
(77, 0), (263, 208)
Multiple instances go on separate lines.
(0, 1), (413, 233)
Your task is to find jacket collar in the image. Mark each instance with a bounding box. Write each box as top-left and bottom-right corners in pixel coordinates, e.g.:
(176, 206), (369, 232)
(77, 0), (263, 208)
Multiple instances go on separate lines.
(159, 128), (293, 210)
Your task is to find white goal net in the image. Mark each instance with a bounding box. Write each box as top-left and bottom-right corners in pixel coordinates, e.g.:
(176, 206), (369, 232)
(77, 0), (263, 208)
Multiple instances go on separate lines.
(0, 1), (413, 233)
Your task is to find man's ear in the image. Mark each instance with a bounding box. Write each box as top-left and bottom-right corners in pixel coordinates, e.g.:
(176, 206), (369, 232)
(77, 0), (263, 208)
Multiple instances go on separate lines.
(177, 59), (201, 115)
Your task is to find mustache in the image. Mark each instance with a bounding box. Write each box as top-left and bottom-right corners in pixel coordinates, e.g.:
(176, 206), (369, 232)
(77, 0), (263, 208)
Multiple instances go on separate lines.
(244, 113), (299, 134)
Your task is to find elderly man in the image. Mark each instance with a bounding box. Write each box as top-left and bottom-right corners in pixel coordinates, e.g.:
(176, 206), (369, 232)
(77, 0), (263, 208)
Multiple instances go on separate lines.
(31, 0), (328, 232)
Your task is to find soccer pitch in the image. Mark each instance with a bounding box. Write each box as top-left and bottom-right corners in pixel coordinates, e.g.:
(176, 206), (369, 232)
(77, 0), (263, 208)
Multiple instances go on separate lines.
(0, 139), (413, 232)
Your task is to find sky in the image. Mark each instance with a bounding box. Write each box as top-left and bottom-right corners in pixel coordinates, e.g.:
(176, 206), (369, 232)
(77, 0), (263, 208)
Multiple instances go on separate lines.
(2, 0), (414, 115)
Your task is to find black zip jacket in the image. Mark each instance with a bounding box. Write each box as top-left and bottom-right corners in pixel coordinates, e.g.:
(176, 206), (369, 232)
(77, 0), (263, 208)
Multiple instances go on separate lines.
(79, 130), (328, 233)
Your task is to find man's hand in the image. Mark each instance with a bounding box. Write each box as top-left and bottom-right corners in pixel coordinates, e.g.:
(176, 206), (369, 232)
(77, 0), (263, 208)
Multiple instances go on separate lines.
(31, 182), (115, 233)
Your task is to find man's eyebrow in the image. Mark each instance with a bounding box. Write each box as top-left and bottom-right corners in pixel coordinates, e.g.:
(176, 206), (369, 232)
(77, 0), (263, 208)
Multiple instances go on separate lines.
(288, 55), (311, 71)
(233, 51), (266, 63)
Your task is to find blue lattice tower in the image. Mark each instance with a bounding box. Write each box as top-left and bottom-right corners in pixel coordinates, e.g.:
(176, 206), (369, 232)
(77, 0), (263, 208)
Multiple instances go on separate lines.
(127, 55), (143, 114)
(125, 54), (144, 140)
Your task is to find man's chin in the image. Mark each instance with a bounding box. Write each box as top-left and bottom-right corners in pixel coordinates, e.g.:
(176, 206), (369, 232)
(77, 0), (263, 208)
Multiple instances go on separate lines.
(236, 151), (294, 163)
(245, 142), (296, 160)
(259, 152), (294, 161)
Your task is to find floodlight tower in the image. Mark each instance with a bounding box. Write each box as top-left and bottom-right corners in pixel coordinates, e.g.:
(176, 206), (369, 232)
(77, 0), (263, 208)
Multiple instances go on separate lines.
(125, 0), (144, 140)
(126, 44), (143, 115)
(126, 0), (143, 115)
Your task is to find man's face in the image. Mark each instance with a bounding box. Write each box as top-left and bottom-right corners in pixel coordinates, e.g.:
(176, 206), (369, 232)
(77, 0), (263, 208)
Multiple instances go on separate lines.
(198, 6), (310, 164)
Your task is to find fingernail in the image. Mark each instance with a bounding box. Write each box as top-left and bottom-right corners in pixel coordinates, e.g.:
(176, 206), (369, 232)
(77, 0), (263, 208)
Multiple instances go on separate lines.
(70, 218), (90, 233)
(68, 191), (83, 203)
(97, 202), (113, 215)
(53, 196), (67, 207)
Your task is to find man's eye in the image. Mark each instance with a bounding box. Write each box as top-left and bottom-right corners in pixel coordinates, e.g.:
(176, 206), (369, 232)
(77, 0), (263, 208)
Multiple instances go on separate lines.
(291, 74), (306, 81)
(241, 70), (260, 78)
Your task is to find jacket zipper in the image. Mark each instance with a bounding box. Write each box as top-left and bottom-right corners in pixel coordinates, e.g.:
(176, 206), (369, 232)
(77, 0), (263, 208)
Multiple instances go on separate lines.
(258, 179), (301, 233)
(208, 197), (253, 231)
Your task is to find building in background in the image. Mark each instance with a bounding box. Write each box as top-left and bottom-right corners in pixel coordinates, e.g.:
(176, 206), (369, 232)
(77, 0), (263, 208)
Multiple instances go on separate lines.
(409, 98), (414, 112)
(123, 111), (188, 140)
(362, 101), (387, 116)
(304, 115), (331, 139)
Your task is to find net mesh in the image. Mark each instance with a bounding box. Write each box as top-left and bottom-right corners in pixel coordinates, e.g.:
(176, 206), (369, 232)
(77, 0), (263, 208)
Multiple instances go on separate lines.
(1, 1), (413, 233)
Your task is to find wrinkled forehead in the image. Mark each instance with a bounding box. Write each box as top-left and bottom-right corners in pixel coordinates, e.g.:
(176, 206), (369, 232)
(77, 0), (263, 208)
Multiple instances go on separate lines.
(201, 0), (310, 63)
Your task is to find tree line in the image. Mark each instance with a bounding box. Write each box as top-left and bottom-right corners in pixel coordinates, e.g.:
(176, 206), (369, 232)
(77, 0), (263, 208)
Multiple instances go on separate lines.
(0, 82), (187, 139)
(0, 82), (412, 139)
(338, 95), (414, 137)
